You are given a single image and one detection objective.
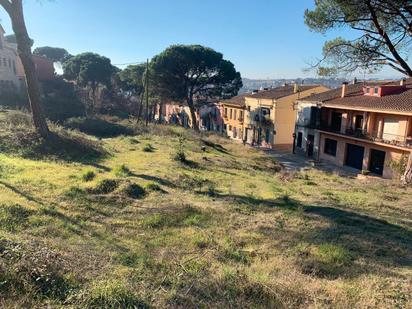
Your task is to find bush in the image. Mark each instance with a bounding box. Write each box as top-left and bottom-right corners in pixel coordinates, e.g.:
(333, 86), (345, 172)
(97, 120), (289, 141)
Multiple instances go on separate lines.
(172, 134), (186, 162)
(82, 169), (96, 182)
(144, 182), (163, 192)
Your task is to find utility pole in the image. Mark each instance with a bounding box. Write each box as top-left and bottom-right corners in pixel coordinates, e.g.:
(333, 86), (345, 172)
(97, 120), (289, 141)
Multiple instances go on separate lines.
(145, 58), (149, 127)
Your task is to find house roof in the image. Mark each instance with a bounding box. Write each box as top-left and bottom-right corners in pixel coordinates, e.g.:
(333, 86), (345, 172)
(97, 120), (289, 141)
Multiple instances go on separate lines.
(221, 93), (247, 107)
(245, 84), (320, 100)
(301, 79), (412, 114)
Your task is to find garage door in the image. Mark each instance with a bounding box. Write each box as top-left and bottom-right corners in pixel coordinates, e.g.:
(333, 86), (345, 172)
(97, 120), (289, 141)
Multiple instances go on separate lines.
(345, 144), (365, 170)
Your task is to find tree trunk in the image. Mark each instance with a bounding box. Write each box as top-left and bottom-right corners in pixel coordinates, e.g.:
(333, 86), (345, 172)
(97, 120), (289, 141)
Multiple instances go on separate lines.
(402, 152), (412, 185)
(6, 0), (49, 137)
(187, 95), (199, 131)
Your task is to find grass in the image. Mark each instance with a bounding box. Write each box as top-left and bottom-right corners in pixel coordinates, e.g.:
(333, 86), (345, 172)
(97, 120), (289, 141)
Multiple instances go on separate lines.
(0, 114), (411, 308)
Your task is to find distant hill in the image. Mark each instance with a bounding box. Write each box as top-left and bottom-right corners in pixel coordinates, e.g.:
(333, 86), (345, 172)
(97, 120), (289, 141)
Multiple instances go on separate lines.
(240, 77), (348, 93)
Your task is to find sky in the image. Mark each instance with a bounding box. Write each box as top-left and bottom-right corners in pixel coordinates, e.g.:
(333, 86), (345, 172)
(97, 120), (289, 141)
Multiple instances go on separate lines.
(0, 0), (403, 80)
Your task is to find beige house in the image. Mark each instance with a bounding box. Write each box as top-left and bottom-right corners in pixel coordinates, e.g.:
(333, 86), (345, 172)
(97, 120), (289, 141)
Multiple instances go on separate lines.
(243, 84), (329, 150)
(295, 79), (412, 178)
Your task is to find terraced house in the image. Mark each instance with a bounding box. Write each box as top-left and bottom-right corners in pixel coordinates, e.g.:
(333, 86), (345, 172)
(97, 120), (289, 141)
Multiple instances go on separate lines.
(242, 84), (329, 150)
(220, 94), (247, 140)
(295, 79), (412, 178)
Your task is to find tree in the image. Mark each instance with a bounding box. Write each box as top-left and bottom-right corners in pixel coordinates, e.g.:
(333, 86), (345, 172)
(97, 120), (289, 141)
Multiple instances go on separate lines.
(150, 45), (242, 130)
(0, 0), (49, 137)
(116, 64), (145, 96)
(33, 46), (71, 63)
(63, 52), (115, 113)
(305, 0), (412, 76)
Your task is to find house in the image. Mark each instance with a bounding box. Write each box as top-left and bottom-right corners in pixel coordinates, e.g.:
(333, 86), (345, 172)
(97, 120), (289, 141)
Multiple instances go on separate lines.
(220, 94), (247, 140)
(295, 79), (412, 178)
(242, 84), (329, 150)
(198, 102), (224, 133)
(0, 25), (22, 92)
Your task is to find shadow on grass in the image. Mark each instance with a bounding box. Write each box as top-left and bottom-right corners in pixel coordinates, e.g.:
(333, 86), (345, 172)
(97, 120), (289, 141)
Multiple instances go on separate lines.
(64, 117), (134, 138)
(201, 192), (412, 278)
(0, 180), (45, 205)
(130, 173), (177, 189)
(201, 139), (230, 155)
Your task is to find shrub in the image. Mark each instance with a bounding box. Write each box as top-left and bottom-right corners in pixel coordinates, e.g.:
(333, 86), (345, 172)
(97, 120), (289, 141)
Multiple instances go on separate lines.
(172, 134), (186, 162)
(82, 169), (96, 182)
(91, 179), (119, 194)
(0, 204), (32, 232)
(114, 164), (131, 177)
(120, 183), (146, 199)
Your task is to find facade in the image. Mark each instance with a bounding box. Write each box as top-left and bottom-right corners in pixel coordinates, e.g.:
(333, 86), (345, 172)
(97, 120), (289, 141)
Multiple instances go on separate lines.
(220, 94), (247, 141)
(0, 25), (22, 92)
(241, 84), (329, 150)
(198, 103), (224, 133)
(295, 79), (412, 178)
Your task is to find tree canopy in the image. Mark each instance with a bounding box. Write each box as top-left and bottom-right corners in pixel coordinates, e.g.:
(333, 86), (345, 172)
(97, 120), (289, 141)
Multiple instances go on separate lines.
(33, 46), (71, 63)
(115, 64), (145, 96)
(305, 0), (412, 76)
(63, 52), (115, 88)
(150, 44), (242, 129)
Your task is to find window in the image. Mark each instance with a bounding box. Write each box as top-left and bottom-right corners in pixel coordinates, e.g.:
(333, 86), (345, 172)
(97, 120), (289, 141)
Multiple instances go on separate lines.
(239, 111), (243, 121)
(228, 125), (232, 131)
(324, 138), (337, 156)
(297, 132), (303, 148)
(331, 112), (342, 132)
(229, 109), (233, 119)
(233, 127), (237, 138)
(374, 87), (379, 95)
(234, 109), (237, 121)
(224, 108), (228, 117)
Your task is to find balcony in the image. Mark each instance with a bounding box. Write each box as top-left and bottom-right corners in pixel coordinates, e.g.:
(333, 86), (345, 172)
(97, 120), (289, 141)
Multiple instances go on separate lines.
(319, 125), (412, 149)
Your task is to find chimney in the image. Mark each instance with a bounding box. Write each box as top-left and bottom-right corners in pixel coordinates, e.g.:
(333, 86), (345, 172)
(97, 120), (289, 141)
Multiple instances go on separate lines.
(352, 77), (357, 84)
(400, 78), (406, 86)
(293, 83), (299, 93)
(341, 82), (348, 98)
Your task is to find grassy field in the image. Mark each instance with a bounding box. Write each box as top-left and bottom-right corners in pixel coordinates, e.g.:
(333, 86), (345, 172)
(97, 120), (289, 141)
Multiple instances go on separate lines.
(0, 111), (411, 308)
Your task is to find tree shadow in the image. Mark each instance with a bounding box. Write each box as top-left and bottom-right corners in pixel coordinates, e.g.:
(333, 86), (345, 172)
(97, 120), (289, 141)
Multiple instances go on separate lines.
(202, 191), (412, 279)
(63, 118), (134, 138)
(201, 139), (231, 155)
(0, 180), (45, 205)
(130, 173), (177, 189)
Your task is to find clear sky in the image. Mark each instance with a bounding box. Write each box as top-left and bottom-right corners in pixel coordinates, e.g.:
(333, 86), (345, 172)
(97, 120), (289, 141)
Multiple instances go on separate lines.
(0, 0), (402, 79)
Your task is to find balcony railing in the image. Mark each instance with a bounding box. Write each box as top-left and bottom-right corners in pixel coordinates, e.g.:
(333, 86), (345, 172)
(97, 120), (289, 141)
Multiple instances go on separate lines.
(319, 125), (412, 149)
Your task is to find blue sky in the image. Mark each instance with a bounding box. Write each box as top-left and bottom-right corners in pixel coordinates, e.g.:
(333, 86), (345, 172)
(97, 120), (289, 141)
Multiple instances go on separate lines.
(0, 0), (402, 79)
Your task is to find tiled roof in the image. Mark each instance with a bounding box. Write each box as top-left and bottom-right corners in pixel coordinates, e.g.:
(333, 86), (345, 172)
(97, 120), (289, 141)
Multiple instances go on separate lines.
(221, 93), (247, 107)
(245, 85), (320, 100)
(300, 79), (412, 113)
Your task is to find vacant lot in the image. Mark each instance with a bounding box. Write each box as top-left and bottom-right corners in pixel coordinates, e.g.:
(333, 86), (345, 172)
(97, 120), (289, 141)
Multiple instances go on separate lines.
(0, 113), (411, 308)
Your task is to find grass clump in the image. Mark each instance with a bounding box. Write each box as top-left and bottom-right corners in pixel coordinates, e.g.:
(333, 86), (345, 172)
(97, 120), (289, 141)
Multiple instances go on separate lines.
(0, 204), (32, 232)
(119, 183), (146, 199)
(142, 143), (154, 152)
(114, 164), (131, 177)
(91, 179), (119, 194)
(74, 278), (147, 309)
(144, 182), (164, 193)
(172, 135), (186, 162)
(81, 169), (96, 182)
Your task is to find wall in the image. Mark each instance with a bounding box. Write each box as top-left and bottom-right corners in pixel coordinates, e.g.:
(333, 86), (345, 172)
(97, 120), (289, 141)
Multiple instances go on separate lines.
(319, 133), (409, 178)
(222, 104), (245, 140)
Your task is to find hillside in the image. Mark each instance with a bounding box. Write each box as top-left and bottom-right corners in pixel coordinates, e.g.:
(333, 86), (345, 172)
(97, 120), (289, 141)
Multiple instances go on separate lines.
(0, 111), (411, 308)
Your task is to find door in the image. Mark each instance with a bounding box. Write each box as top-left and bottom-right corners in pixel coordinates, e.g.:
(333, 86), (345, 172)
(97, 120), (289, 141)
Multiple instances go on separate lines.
(307, 134), (314, 157)
(331, 112), (342, 132)
(369, 149), (386, 176)
(345, 144), (365, 170)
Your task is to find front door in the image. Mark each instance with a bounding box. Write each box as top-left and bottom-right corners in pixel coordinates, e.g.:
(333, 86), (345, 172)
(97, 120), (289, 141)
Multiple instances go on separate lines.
(345, 144), (365, 170)
(307, 134), (314, 157)
(369, 149), (386, 176)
